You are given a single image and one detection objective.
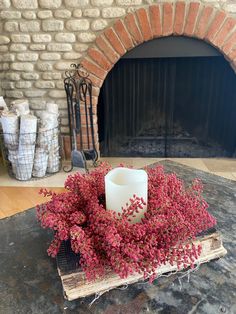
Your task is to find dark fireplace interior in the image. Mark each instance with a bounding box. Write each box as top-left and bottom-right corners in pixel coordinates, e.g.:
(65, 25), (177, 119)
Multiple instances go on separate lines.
(98, 37), (236, 157)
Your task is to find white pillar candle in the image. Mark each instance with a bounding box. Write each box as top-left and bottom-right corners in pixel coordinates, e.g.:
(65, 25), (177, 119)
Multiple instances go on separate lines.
(105, 167), (148, 223)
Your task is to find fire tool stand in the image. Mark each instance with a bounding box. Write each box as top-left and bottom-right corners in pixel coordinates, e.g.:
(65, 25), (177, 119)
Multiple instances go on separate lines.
(64, 64), (98, 172)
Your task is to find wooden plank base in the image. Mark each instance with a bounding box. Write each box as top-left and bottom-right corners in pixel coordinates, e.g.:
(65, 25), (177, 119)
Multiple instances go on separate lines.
(57, 231), (227, 301)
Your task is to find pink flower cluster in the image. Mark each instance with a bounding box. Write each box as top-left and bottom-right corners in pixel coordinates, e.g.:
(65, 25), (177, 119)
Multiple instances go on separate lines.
(37, 163), (216, 282)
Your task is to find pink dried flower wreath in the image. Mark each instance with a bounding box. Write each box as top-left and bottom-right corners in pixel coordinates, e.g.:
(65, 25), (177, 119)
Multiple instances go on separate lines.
(37, 163), (216, 282)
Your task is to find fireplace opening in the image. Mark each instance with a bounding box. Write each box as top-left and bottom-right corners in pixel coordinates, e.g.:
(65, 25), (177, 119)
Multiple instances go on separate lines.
(98, 37), (236, 158)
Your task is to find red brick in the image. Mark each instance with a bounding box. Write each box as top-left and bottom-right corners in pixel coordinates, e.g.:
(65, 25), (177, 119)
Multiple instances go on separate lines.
(184, 2), (201, 36)
(88, 47), (112, 71)
(228, 47), (236, 61)
(136, 8), (153, 41)
(81, 58), (107, 80)
(92, 86), (100, 97)
(80, 114), (96, 126)
(124, 13), (143, 44)
(163, 3), (174, 36)
(89, 73), (103, 88)
(82, 94), (99, 106)
(212, 17), (236, 48)
(174, 2), (186, 35)
(222, 31), (236, 55)
(113, 19), (134, 50)
(104, 27), (126, 55)
(95, 35), (119, 64)
(205, 11), (226, 42)
(149, 5), (162, 38)
(195, 6), (214, 39)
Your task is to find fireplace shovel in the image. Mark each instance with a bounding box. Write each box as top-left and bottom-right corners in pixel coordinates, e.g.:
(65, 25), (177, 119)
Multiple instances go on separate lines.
(71, 126), (86, 169)
(64, 81), (86, 169)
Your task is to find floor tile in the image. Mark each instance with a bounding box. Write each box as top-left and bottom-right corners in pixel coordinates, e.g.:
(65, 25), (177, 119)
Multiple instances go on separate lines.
(210, 172), (236, 181)
(202, 158), (236, 172)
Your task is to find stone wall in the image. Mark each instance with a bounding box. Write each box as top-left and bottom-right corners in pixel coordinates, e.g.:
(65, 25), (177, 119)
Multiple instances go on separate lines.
(1, 0), (236, 135)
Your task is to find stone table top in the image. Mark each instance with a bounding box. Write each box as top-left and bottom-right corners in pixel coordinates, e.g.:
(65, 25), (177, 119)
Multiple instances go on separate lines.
(0, 160), (235, 314)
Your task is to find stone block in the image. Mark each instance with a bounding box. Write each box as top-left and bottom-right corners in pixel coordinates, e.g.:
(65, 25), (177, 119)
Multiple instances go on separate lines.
(20, 21), (40, 32)
(24, 90), (46, 97)
(56, 81), (64, 89)
(42, 20), (64, 31)
(224, 4), (236, 13)
(66, 19), (89, 31)
(15, 81), (32, 88)
(37, 10), (53, 19)
(10, 44), (27, 51)
(42, 72), (61, 80)
(0, 35), (10, 45)
(12, 0), (37, 9)
(74, 43), (88, 51)
(73, 9), (82, 18)
(0, 46), (8, 52)
(83, 8), (100, 17)
(91, 19), (108, 31)
(47, 43), (72, 51)
(63, 52), (81, 59)
(91, 0), (113, 6)
(0, 0), (10, 9)
(11, 34), (30, 43)
(54, 10), (71, 18)
(2, 81), (15, 89)
(40, 52), (61, 60)
(30, 44), (46, 50)
(21, 73), (39, 80)
(0, 11), (21, 19)
(116, 0), (141, 4)
(77, 32), (96, 43)
(17, 53), (39, 61)
(22, 11), (36, 19)
(35, 81), (55, 88)
(5, 73), (20, 80)
(39, 0), (62, 9)
(102, 7), (126, 18)
(36, 62), (53, 71)
(0, 53), (15, 61)
(54, 61), (74, 70)
(55, 33), (76, 43)
(0, 63), (10, 70)
(64, 0), (89, 7)
(49, 90), (66, 98)
(6, 90), (24, 98)
(32, 34), (51, 43)
(4, 21), (19, 32)
(11, 62), (34, 71)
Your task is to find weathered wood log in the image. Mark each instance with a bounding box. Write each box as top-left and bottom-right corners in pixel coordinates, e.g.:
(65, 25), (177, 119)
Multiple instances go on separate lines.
(46, 102), (59, 115)
(1, 112), (19, 147)
(0, 96), (8, 113)
(33, 109), (60, 177)
(11, 99), (30, 116)
(41, 107), (60, 174)
(57, 231), (227, 301)
(16, 114), (37, 180)
(32, 147), (49, 178)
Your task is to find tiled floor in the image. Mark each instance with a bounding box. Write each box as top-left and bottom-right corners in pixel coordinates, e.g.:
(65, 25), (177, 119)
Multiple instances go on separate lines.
(0, 158), (236, 218)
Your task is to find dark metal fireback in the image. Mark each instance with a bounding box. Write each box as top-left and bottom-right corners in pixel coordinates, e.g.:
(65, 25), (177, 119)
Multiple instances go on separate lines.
(98, 56), (236, 158)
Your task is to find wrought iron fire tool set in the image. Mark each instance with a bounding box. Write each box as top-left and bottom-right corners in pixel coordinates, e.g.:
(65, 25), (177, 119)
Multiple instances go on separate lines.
(64, 64), (98, 171)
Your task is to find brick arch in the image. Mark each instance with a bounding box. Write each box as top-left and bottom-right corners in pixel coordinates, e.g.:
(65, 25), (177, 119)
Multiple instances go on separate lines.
(79, 2), (236, 151)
